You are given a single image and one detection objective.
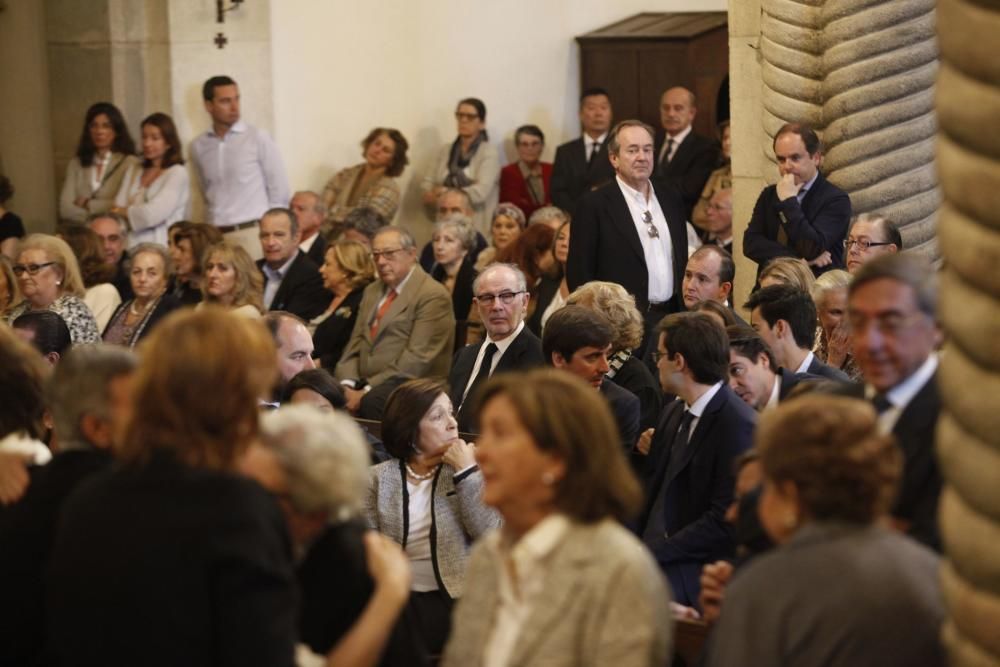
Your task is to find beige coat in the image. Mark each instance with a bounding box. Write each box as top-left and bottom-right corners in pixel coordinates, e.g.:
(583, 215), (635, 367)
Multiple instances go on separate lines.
(59, 153), (139, 222)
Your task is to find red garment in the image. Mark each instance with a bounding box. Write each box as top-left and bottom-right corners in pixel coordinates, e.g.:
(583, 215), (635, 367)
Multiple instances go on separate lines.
(499, 162), (553, 219)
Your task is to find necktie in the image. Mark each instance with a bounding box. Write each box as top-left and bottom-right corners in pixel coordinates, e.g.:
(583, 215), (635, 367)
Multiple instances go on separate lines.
(456, 343), (498, 431)
(368, 288), (397, 339)
(642, 410), (695, 546)
(660, 137), (675, 166)
(588, 140), (602, 165)
(666, 411), (695, 481)
(872, 393), (893, 415)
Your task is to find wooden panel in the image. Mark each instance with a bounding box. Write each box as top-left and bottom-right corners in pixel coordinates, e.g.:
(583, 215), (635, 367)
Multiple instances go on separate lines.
(581, 45), (639, 120)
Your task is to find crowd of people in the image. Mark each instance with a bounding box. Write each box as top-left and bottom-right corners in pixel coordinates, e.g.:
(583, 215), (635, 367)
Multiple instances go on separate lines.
(0, 72), (948, 667)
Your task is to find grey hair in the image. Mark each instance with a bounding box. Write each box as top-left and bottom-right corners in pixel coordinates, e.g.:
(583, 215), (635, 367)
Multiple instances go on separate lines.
(811, 269), (851, 304)
(472, 262), (528, 294)
(86, 211), (128, 235)
(528, 206), (569, 228)
(436, 187), (472, 212)
(47, 345), (137, 452)
(259, 405), (370, 520)
(374, 224), (416, 251)
(131, 242), (174, 278)
(608, 119), (656, 156)
(433, 216), (477, 252)
(294, 190), (327, 217)
(493, 203), (526, 229)
(849, 253), (937, 317)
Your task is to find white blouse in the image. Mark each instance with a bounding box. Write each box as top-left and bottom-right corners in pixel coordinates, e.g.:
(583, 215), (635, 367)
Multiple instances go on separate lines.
(115, 163), (191, 248)
(405, 477), (439, 592)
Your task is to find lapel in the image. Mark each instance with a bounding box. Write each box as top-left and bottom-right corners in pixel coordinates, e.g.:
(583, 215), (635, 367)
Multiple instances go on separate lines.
(369, 268), (422, 342)
(800, 172), (826, 215)
(645, 400), (686, 494)
(606, 184), (647, 264)
(655, 182), (688, 272)
(494, 328), (527, 372)
(99, 153), (125, 189)
(270, 252), (302, 308)
(892, 370), (940, 443)
(665, 386), (727, 488)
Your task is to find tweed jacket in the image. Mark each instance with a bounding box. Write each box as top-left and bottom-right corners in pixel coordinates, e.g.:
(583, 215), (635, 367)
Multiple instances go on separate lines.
(365, 459), (500, 598)
(442, 519), (672, 667)
(322, 163), (401, 228)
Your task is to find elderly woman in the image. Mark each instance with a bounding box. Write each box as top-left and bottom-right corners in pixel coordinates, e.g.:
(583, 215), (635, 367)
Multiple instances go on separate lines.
(431, 216), (478, 332)
(526, 218), (568, 335)
(691, 120), (732, 233)
(421, 98), (500, 232)
(312, 240), (376, 369)
(704, 395), (945, 667)
(367, 378), (501, 656)
(6, 234), (101, 344)
(527, 205), (570, 231)
(198, 240), (264, 318)
(497, 221), (556, 322)
(167, 221), (222, 305)
(111, 112), (190, 247)
(322, 128), (409, 235)
(103, 243), (182, 348)
(59, 223), (121, 331)
(46, 309), (299, 665)
(443, 368), (671, 666)
(59, 102), (139, 222)
(0, 256), (20, 315)
(499, 125), (552, 219)
(474, 203), (526, 273)
(759, 256), (816, 292)
(811, 269), (860, 380)
(566, 281), (662, 431)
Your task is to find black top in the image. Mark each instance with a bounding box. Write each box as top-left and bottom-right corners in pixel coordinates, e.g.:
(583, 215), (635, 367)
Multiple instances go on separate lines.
(46, 450), (297, 667)
(312, 288), (365, 369)
(0, 210), (25, 243)
(525, 275), (560, 337)
(610, 354), (663, 432)
(102, 294), (183, 348)
(111, 254), (134, 302)
(432, 256), (476, 322)
(653, 130), (721, 220)
(257, 250), (331, 320)
(169, 277), (203, 306)
(550, 136), (617, 219)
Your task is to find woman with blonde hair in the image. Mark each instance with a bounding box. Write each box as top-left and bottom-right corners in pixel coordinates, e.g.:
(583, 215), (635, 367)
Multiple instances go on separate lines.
(5, 234), (100, 344)
(312, 239), (376, 368)
(811, 268), (860, 379)
(758, 256), (816, 292)
(198, 240), (263, 318)
(0, 256), (21, 315)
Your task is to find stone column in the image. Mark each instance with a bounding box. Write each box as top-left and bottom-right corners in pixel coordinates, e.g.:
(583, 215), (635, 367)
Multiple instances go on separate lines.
(935, 0), (1000, 663)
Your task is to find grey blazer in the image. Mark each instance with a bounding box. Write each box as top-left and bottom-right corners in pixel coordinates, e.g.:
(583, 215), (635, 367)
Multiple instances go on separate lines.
(442, 519), (673, 667)
(365, 459), (500, 598)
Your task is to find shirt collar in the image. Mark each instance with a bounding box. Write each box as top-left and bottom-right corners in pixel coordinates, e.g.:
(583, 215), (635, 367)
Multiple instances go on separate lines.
(615, 175), (653, 205)
(798, 171), (820, 197)
(795, 350), (815, 375)
(299, 233), (319, 254)
(388, 265), (416, 295)
(584, 131), (608, 146)
(262, 250), (298, 281)
(667, 124), (692, 145)
(205, 119), (248, 140)
(517, 160), (542, 177)
(865, 354), (938, 410)
(486, 320), (525, 355)
(499, 513), (570, 569)
(766, 373), (782, 410)
(687, 381), (723, 417)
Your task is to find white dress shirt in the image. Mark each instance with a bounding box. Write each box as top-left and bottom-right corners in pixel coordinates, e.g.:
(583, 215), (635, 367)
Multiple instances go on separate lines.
(684, 381), (723, 437)
(616, 176), (675, 303)
(460, 321), (525, 402)
(867, 354), (938, 433)
(765, 373), (782, 411)
(795, 350), (816, 375)
(89, 152), (113, 192)
(405, 477), (438, 592)
(191, 120), (290, 226)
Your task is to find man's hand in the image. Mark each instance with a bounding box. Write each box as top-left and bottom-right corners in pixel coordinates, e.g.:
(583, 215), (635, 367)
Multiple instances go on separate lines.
(699, 560), (735, 625)
(808, 251), (833, 268)
(344, 388), (365, 415)
(0, 451), (31, 505)
(775, 173), (801, 201)
(636, 428), (655, 456)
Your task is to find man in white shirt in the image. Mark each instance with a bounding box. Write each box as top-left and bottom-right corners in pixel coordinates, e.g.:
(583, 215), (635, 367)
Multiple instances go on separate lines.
(191, 75), (290, 260)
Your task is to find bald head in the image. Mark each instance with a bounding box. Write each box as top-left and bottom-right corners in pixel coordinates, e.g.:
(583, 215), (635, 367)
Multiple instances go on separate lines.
(660, 87), (697, 136)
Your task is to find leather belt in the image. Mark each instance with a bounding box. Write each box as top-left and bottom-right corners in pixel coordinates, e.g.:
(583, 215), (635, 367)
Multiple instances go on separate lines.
(217, 220), (259, 233)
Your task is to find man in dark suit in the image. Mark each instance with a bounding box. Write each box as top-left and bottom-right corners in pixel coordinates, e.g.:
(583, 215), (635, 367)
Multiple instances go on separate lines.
(543, 306), (640, 452)
(726, 325), (822, 411)
(637, 312), (755, 606)
(290, 190), (328, 266)
(567, 119), (689, 356)
(257, 207), (330, 320)
(653, 87), (720, 220)
(550, 87), (616, 219)
(743, 122), (852, 280)
(449, 264), (544, 433)
(746, 284), (850, 382)
(847, 254), (942, 550)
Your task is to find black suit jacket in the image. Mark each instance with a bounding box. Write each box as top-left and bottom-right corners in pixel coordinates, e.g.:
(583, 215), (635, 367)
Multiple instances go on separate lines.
(449, 326), (545, 432)
(567, 180), (688, 312)
(600, 378), (641, 452)
(312, 288), (365, 369)
(304, 234), (328, 267)
(743, 172), (852, 279)
(610, 354), (663, 432)
(637, 385), (756, 605)
(653, 130), (720, 219)
(777, 368), (824, 401)
(258, 250), (330, 320)
(550, 136), (616, 219)
(806, 355), (851, 383)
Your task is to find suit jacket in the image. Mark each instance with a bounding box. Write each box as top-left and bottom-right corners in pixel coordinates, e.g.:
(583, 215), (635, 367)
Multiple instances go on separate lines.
(499, 162), (553, 219)
(550, 136), (616, 219)
(777, 368), (824, 401)
(653, 130), (720, 219)
(257, 251), (330, 320)
(637, 385), (756, 605)
(806, 355), (851, 383)
(610, 354), (663, 432)
(567, 180), (688, 312)
(59, 153), (140, 222)
(601, 378), (641, 452)
(312, 288), (365, 369)
(335, 265), (456, 389)
(441, 519), (672, 667)
(303, 233), (327, 267)
(743, 172), (852, 279)
(449, 326), (545, 432)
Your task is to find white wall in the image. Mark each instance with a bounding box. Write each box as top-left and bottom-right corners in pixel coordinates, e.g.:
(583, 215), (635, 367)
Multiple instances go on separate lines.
(269, 0), (726, 240)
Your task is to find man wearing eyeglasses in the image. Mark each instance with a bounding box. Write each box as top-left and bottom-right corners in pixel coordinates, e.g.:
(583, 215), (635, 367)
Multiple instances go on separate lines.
(847, 253), (942, 550)
(448, 263), (544, 432)
(567, 119), (689, 358)
(335, 226), (455, 420)
(845, 213), (901, 273)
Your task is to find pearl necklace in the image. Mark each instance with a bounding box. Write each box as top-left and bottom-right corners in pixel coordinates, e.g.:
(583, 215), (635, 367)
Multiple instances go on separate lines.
(406, 463), (439, 481)
(129, 299), (155, 317)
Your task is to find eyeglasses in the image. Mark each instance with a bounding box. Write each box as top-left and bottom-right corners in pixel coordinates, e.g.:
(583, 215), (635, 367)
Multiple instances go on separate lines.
(843, 239), (893, 251)
(370, 247), (404, 260)
(642, 211), (659, 239)
(474, 290), (525, 306)
(12, 262), (56, 276)
(455, 112), (480, 121)
(651, 350), (668, 363)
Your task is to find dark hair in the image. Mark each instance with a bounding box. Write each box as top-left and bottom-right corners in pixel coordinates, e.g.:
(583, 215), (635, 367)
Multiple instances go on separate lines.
(691, 299), (739, 327)
(773, 122), (822, 155)
(281, 368), (347, 410)
(343, 208), (387, 241)
(690, 245), (736, 285)
(0, 325), (48, 439)
(656, 312), (729, 385)
(169, 222), (223, 278)
(543, 305), (613, 364)
(262, 207), (298, 238)
(202, 75), (237, 102)
(12, 310), (72, 358)
(580, 87), (611, 106)
(726, 324), (778, 371)
(140, 112), (185, 168)
(744, 284), (817, 350)
(381, 378), (450, 461)
(76, 102), (136, 167)
(457, 98), (488, 142)
(495, 222), (555, 286)
(0, 174), (13, 203)
(514, 125), (545, 145)
(361, 127), (410, 178)
(58, 223), (116, 286)
(608, 120), (656, 156)
(849, 213), (903, 250)
(477, 369), (642, 522)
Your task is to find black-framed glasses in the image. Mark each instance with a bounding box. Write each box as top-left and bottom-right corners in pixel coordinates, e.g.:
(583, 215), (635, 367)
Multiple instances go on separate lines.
(474, 290), (525, 306)
(642, 210), (659, 239)
(12, 262), (55, 276)
(370, 247), (404, 260)
(843, 239), (892, 251)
